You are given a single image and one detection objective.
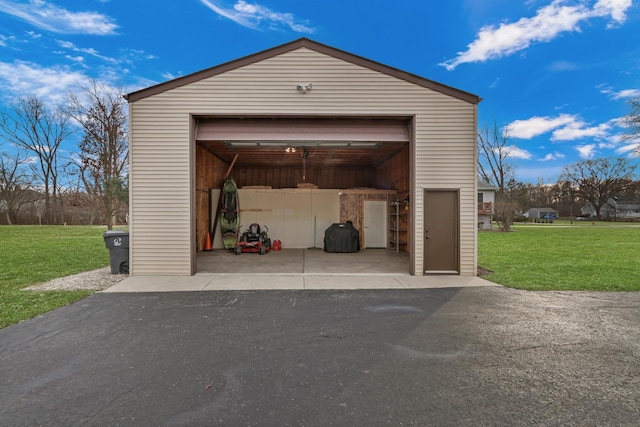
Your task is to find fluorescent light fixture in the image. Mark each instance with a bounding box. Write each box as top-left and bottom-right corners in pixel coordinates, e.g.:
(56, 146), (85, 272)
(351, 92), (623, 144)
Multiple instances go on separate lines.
(225, 141), (381, 148)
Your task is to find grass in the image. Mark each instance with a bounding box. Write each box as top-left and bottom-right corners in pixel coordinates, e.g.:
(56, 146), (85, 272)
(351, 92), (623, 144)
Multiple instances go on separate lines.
(0, 225), (110, 329)
(2, 222), (638, 328)
(479, 222), (640, 291)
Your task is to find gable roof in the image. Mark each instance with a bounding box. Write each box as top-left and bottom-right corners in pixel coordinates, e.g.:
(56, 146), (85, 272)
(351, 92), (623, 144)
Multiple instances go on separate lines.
(478, 180), (498, 191)
(125, 38), (481, 104)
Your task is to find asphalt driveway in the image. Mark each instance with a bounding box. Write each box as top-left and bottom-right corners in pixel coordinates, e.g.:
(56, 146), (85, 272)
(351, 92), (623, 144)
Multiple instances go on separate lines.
(1, 287), (639, 426)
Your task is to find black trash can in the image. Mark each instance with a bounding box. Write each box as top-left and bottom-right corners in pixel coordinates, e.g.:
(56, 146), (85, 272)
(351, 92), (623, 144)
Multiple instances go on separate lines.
(103, 230), (129, 274)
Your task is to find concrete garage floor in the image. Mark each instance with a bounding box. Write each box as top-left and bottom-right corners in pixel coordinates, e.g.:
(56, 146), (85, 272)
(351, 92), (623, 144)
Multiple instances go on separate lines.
(197, 248), (410, 274)
(105, 249), (498, 292)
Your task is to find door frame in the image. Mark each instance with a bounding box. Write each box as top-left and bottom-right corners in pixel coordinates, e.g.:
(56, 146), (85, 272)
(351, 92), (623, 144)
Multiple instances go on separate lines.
(423, 189), (460, 274)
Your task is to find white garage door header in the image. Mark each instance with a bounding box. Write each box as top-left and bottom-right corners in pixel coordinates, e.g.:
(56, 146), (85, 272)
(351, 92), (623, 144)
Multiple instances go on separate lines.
(196, 118), (411, 143)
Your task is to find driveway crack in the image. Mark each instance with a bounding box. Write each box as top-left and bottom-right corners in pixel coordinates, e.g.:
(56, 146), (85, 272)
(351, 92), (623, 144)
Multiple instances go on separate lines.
(74, 384), (140, 426)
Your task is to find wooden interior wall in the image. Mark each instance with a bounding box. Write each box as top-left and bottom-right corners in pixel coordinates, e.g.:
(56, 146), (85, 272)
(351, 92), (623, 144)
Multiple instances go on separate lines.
(231, 166), (374, 189)
(196, 143), (410, 252)
(375, 144), (410, 198)
(339, 190), (397, 249)
(195, 145), (227, 251)
(373, 145), (411, 252)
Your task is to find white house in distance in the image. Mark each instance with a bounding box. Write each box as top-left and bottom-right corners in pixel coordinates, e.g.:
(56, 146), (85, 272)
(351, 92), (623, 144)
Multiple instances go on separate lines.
(581, 197), (640, 221)
(125, 38), (481, 277)
(478, 180), (498, 230)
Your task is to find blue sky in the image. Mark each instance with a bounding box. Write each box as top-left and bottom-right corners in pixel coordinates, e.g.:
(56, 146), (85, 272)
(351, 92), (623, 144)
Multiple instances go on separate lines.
(0, 0), (638, 182)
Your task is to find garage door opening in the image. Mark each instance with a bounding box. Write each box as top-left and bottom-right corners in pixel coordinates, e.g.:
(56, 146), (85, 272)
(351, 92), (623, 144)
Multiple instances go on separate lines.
(194, 116), (412, 275)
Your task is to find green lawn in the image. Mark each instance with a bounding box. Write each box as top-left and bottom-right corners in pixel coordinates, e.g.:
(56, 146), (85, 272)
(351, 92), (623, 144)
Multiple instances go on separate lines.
(2, 222), (638, 328)
(0, 226), (110, 328)
(479, 222), (640, 291)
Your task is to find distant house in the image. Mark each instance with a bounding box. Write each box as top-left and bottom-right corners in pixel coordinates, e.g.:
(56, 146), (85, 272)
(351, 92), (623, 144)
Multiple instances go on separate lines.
(581, 197), (640, 221)
(478, 180), (498, 230)
(525, 207), (558, 219)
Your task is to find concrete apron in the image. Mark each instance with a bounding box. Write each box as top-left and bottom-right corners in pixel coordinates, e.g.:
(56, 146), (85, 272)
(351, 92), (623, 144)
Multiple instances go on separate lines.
(104, 249), (499, 292)
(103, 274), (498, 292)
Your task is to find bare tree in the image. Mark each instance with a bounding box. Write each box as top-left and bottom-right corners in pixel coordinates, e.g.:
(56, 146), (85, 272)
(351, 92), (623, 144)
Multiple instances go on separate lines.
(0, 97), (71, 224)
(493, 198), (518, 231)
(624, 97), (640, 151)
(477, 120), (515, 194)
(551, 180), (579, 217)
(558, 157), (636, 220)
(65, 81), (128, 230)
(0, 149), (33, 224)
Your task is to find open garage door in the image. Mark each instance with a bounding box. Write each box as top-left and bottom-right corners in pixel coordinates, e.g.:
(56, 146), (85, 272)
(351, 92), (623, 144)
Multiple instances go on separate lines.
(194, 116), (412, 273)
(197, 118), (410, 143)
(195, 118), (410, 169)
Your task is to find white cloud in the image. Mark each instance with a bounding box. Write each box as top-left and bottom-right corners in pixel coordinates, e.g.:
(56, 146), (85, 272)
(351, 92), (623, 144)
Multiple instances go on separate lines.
(65, 55), (85, 65)
(161, 72), (181, 81)
(0, 60), (92, 105)
(0, 0), (118, 35)
(507, 114), (576, 139)
(507, 113), (617, 142)
(551, 121), (610, 141)
(540, 152), (566, 161)
(124, 48), (157, 61)
(441, 0), (633, 70)
(615, 143), (639, 155)
(576, 144), (597, 159)
(603, 88), (640, 99)
(608, 116), (630, 129)
(199, 0), (315, 33)
(504, 145), (533, 159)
(593, 0), (633, 27)
(55, 39), (118, 64)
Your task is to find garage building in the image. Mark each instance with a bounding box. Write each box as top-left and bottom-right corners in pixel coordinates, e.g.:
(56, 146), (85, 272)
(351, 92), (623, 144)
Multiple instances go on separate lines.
(125, 38), (481, 277)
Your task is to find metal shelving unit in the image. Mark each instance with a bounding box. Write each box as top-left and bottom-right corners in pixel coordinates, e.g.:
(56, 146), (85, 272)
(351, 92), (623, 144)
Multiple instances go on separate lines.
(389, 199), (408, 252)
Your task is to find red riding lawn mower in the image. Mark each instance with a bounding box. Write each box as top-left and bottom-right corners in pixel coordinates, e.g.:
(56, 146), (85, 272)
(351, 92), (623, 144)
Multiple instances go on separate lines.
(234, 223), (272, 255)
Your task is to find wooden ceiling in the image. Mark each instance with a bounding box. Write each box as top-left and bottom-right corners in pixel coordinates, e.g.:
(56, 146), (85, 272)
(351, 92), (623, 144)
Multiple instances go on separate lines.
(198, 140), (408, 168)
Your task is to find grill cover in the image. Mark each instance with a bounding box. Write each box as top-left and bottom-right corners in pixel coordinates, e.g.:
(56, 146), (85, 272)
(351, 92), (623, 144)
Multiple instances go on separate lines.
(324, 222), (360, 253)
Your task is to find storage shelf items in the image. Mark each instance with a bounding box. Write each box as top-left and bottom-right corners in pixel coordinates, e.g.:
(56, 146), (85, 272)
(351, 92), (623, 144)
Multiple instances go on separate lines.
(389, 199), (409, 252)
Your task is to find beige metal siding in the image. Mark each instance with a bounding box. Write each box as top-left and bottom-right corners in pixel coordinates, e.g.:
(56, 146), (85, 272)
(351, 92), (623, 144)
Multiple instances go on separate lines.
(129, 47), (477, 276)
(129, 106), (192, 275)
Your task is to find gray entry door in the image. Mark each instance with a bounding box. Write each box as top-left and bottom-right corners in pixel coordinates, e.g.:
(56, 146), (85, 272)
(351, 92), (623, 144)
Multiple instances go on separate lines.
(423, 190), (459, 274)
(364, 201), (387, 248)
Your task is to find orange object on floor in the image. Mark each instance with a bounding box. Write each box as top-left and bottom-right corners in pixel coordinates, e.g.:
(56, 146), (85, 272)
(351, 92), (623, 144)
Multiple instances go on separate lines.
(204, 232), (213, 251)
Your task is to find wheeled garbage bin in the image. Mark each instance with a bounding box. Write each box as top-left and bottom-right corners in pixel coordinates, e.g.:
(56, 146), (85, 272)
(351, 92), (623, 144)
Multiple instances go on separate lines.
(103, 230), (129, 274)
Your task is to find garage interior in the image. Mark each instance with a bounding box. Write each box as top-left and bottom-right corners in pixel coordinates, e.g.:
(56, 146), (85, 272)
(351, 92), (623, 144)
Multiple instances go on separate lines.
(195, 117), (412, 274)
